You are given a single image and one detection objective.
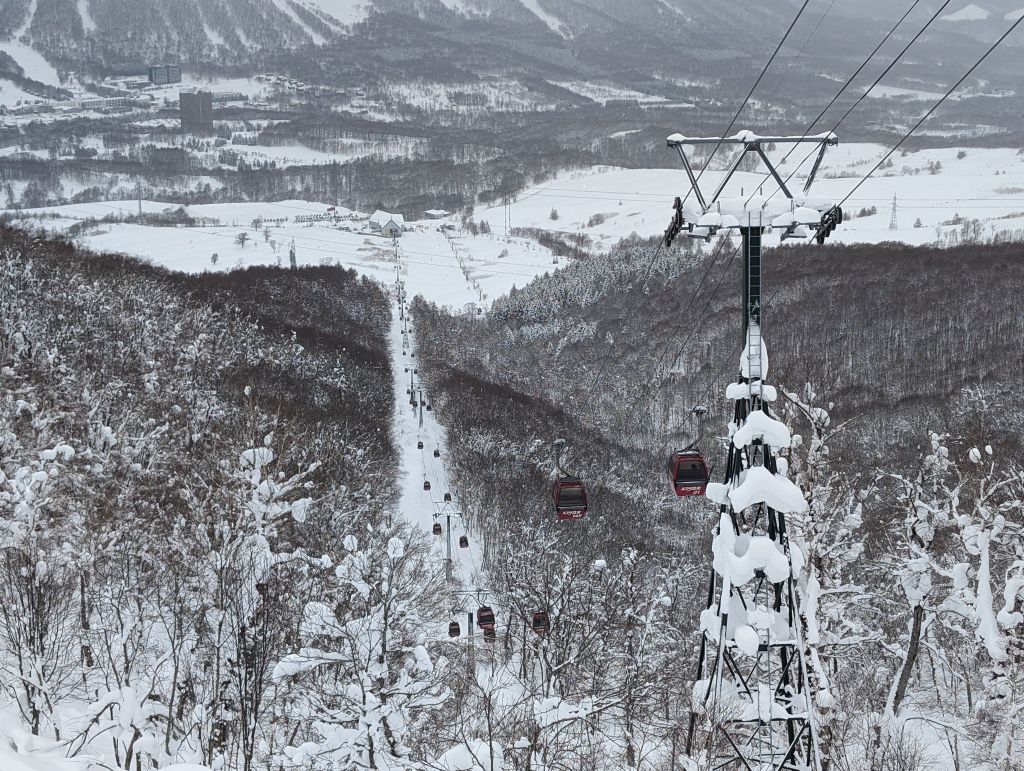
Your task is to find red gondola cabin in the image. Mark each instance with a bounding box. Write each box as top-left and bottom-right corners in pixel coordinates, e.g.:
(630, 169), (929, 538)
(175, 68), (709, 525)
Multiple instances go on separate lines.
(669, 449), (709, 497)
(552, 477), (587, 519)
(476, 606), (496, 630)
(448, 621), (460, 638)
(423, 480), (431, 491)
(432, 522), (442, 536)
(459, 535), (469, 549)
(531, 611), (550, 635)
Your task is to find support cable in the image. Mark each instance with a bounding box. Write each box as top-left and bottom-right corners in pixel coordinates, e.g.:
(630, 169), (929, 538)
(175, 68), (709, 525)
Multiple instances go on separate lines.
(687, 0), (815, 199)
(837, 12), (1024, 207)
(742, 0), (925, 206)
(587, 236), (731, 401)
(761, 0), (955, 205)
(764, 0), (838, 104)
(614, 242), (741, 451)
(547, 0), (814, 468)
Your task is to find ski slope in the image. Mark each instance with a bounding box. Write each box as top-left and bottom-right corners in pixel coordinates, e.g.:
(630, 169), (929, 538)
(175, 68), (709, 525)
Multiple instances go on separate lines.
(4, 143), (1022, 305)
(4, 200), (557, 309)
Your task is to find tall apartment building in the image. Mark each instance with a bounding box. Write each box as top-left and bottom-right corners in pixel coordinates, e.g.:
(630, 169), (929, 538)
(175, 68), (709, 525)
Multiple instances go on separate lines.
(149, 64), (182, 86)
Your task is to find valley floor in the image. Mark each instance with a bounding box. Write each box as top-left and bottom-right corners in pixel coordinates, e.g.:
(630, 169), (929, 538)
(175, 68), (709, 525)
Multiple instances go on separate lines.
(4, 142), (1022, 310)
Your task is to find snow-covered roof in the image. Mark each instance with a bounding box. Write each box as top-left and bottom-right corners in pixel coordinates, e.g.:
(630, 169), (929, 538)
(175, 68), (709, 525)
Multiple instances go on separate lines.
(681, 196), (832, 235)
(370, 210), (404, 226)
(423, 208), (450, 217)
(667, 130), (836, 146)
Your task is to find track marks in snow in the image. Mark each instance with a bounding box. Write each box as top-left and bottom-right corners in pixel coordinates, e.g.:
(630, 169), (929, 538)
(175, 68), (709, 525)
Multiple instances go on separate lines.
(77, 0), (97, 32)
(270, 0), (326, 44)
(298, 0), (372, 28)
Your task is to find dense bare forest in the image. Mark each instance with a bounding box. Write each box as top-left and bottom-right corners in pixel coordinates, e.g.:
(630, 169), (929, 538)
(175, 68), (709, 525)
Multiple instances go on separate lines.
(0, 226), (472, 768)
(409, 238), (1024, 769)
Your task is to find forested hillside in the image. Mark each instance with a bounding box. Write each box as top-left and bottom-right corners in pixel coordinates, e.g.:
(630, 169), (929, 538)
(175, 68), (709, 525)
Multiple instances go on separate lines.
(438, 238), (1024, 465)
(410, 238), (1024, 768)
(0, 226), (456, 769)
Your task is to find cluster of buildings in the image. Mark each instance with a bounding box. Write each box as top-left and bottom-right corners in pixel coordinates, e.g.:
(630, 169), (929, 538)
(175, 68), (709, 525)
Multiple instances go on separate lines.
(149, 64), (182, 86)
(285, 209), (408, 237)
(1, 93), (153, 117)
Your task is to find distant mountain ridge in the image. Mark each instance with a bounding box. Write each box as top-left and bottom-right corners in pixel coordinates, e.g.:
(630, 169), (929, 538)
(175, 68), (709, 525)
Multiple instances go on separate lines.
(0, 0), (808, 80)
(2, 0), (1019, 130)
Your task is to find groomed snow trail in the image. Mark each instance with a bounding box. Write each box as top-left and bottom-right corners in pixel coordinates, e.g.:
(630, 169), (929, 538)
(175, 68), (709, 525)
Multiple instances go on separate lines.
(387, 271), (486, 638)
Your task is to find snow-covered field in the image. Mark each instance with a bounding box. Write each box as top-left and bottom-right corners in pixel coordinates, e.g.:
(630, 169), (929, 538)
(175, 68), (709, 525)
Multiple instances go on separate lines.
(4, 198), (557, 307)
(549, 81), (667, 104)
(371, 80), (559, 112)
(476, 143), (1024, 250)
(5, 142), (1022, 305)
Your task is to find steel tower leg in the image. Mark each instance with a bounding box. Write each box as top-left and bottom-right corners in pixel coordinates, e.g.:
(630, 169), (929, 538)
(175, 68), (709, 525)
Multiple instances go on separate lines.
(685, 222), (820, 771)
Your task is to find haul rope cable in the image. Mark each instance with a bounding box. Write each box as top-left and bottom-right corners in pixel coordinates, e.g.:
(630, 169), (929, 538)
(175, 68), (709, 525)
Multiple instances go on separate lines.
(568, 0), (833, 413)
(614, 242), (742, 452)
(397, 275), (486, 596)
(760, 0), (956, 206)
(685, 0), (815, 205)
(579, 0), (818, 405)
(584, 235), (730, 399)
(645, 10), (1016, 461)
(837, 12), (1024, 208)
(741, 0), (927, 206)
(763, 0), (838, 105)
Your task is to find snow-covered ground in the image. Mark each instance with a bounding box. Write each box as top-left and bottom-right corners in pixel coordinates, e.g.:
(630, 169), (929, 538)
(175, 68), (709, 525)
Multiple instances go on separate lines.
(474, 143), (1024, 249)
(4, 142), (1022, 302)
(940, 3), (990, 21)
(4, 200), (559, 307)
(387, 265), (488, 641)
(548, 81), (667, 104)
(0, 80), (40, 108)
(0, 703), (211, 771)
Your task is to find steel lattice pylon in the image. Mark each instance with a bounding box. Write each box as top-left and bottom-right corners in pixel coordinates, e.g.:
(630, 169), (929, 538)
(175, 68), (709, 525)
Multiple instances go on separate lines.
(660, 131), (843, 770)
(685, 222), (820, 770)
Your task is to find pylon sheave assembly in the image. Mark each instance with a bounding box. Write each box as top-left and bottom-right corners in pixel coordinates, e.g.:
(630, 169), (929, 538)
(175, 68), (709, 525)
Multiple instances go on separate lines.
(662, 129), (842, 770)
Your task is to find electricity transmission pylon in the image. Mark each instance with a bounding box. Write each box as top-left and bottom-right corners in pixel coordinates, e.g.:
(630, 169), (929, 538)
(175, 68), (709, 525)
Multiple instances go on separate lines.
(889, 193), (898, 230)
(664, 130), (844, 770)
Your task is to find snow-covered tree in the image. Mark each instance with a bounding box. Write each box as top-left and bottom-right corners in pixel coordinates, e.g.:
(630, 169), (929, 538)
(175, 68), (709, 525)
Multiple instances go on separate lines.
(782, 385), (874, 758)
(275, 523), (448, 770)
